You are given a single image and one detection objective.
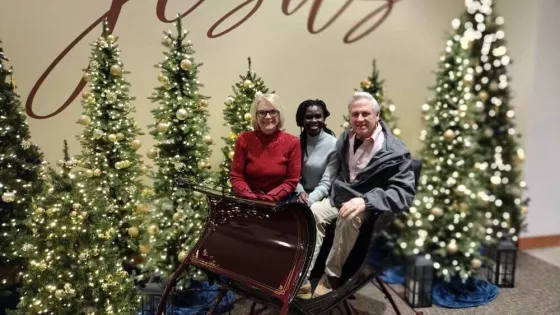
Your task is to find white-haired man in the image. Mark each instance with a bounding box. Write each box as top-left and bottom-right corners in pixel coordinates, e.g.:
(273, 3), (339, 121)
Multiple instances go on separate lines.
(297, 91), (416, 299)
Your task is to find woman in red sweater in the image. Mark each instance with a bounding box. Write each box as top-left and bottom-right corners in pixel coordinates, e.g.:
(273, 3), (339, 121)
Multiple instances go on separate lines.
(229, 93), (301, 202)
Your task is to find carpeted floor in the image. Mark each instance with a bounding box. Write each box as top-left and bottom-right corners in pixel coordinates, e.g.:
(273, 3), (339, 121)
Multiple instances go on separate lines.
(226, 251), (560, 314)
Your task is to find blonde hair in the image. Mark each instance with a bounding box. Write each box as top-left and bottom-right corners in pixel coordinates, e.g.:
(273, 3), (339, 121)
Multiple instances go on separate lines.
(250, 93), (286, 131)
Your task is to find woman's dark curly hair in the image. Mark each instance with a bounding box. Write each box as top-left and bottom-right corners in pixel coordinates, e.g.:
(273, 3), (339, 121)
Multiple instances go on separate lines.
(295, 99), (336, 161)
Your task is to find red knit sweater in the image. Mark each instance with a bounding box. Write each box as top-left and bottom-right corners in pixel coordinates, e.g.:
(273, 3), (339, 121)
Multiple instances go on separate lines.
(230, 130), (301, 202)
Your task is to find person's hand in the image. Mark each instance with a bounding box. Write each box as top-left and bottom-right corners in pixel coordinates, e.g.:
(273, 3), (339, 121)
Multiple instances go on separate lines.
(340, 197), (366, 219)
(297, 191), (309, 204)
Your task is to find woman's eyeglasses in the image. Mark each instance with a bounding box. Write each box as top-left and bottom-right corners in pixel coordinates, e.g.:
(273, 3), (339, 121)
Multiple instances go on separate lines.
(256, 110), (279, 118)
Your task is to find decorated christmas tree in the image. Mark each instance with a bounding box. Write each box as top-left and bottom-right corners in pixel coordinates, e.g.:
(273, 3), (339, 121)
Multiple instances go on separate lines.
(217, 58), (272, 191)
(343, 59), (400, 137)
(75, 19), (145, 263)
(139, 17), (213, 286)
(12, 141), (139, 315)
(464, 0), (529, 241)
(0, 40), (45, 286)
(396, 13), (493, 282)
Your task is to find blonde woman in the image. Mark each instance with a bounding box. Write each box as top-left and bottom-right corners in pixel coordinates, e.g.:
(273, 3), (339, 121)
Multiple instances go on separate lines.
(229, 94), (302, 202)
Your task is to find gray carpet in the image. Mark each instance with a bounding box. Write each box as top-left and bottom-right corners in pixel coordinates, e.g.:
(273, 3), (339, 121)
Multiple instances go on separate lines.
(227, 252), (560, 314)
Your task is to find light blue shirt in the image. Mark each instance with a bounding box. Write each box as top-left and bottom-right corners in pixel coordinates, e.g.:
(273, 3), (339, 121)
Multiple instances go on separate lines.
(296, 130), (339, 205)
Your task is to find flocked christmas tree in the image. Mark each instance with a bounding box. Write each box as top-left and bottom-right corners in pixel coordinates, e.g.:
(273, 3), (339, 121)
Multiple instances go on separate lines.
(12, 141), (139, 315)
(75, 19), (145, 263)
(343, 59), (400, 137)
(462, 0), (529, 242)
(139, 17), (213, 285)
(217, 57), (272, 191)
(0, 40), (45, 286)
(396, 12), (494, 282)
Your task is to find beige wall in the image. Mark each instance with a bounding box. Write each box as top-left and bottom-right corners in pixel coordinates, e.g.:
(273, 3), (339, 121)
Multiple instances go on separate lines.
(1, 0), (549, 235)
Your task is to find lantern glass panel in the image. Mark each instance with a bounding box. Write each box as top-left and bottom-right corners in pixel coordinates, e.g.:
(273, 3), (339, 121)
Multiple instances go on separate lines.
(404, 255), (433, 308)
(487, 239), (517, 288)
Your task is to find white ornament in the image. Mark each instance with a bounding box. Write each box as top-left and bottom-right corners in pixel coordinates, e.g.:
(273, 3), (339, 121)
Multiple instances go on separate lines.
(2, 192), (15, 203)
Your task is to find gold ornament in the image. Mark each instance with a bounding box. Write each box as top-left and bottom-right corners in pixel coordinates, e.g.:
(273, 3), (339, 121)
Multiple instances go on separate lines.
(198, 161), (206, 169)
(229, 132), (238, 141)
(127, 227), (139, 238)
(110, 64), (122, 76)
(131, 139), (142, 150)
(199, 99), (209, 107)
(85, 169), (94, 177)
(443, 129), (455, 142)
(158, 74), (169, 84)
(77, 115), (91, 125)
(471, 258), (482, 269)
(243, 79), (253, 88)
(83, 73), (92, 82)
(244, 113), (252, 121)
(87, 96), (96, 105)
(162, 36), (173, 47)
(156, 122), (170, 133)
(106, 34), (116, 43)
(147, 224), (160, 235)
(228, 151), (235, 160)
(82, 91), (90, 99)
(176, 108), (188, 120)
(55, 289), (64, 299)
(180, 59), (193, 71)
(108, 134), (117, 142)
(139, 244), (151, 254)
(360, 79), (372, 89)
(431, 207), (443, 216)
(447, 242), (458, 254)
(203, 135), (213, 145)
(489, 81), (499, 91)
(2, 192), (15, 203)
(147, 148), (158, 159)
(178, 251), (188, 262)
(116, 133), (125, 141)
(93, 169), (102, 176)
(521, 206), (529, 215)
(479, 91), (489, 102)
(173, 213), (182, 221)
(225, 97), (234, 105)
(392, 128), (401, 136)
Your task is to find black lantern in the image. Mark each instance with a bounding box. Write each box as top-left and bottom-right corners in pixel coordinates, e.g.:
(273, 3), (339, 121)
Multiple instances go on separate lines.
(138, 283), (176, 315)
(487, 239), (517, 288)
(404, 255), (434, 308)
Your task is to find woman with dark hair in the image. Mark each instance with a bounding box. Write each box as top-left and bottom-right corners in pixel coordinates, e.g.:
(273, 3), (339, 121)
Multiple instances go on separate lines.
(294, 99), (339, 298)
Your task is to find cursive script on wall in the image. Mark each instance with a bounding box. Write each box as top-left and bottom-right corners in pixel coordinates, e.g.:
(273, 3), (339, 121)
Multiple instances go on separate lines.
(25, 0), (400, 119)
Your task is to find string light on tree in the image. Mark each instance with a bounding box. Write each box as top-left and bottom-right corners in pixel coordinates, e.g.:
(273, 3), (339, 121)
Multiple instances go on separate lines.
(139, 16), (214, 286)
(74, 18), (145, 264)
(394, 5), (494, 282)
(466, 0), (530, 241)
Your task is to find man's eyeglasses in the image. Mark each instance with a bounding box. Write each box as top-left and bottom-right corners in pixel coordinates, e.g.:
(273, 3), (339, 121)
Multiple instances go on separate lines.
(256, 110), (279, 118)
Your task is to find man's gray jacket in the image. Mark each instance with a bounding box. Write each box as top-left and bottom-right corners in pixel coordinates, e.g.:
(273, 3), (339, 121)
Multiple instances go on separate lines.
(329, 121), (416, 213)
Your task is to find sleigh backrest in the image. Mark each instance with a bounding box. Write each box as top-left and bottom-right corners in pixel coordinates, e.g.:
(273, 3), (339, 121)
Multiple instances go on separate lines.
(188, 188), (316, 307)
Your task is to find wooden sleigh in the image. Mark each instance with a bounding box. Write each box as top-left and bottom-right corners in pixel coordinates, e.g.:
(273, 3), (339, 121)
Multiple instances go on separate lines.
(157, 160), (422, 315)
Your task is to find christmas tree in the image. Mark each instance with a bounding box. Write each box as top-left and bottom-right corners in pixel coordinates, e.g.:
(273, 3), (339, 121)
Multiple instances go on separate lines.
(217, 57), (272, 191)
(139, 17), (213, 286)
(75, 19), (145, 263)
(396, 12), (493, 282)
(0, 40), (45, 286)
(12, 141), (139, 315)
(464, 0), (529, 241)
(343, 59), (400, 137)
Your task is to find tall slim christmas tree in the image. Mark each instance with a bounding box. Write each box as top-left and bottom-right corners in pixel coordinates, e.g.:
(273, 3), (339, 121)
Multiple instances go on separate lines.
(343, 59), (400, 137)
(463, 0), (529, 241)
(0, 40), (45, 286)
(396, 14), (493, 282)
(75, 19), (145, 263)
(139, 17), (213, 286)
(217, 58), (272, 191)
(12, 141), (139, 315)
